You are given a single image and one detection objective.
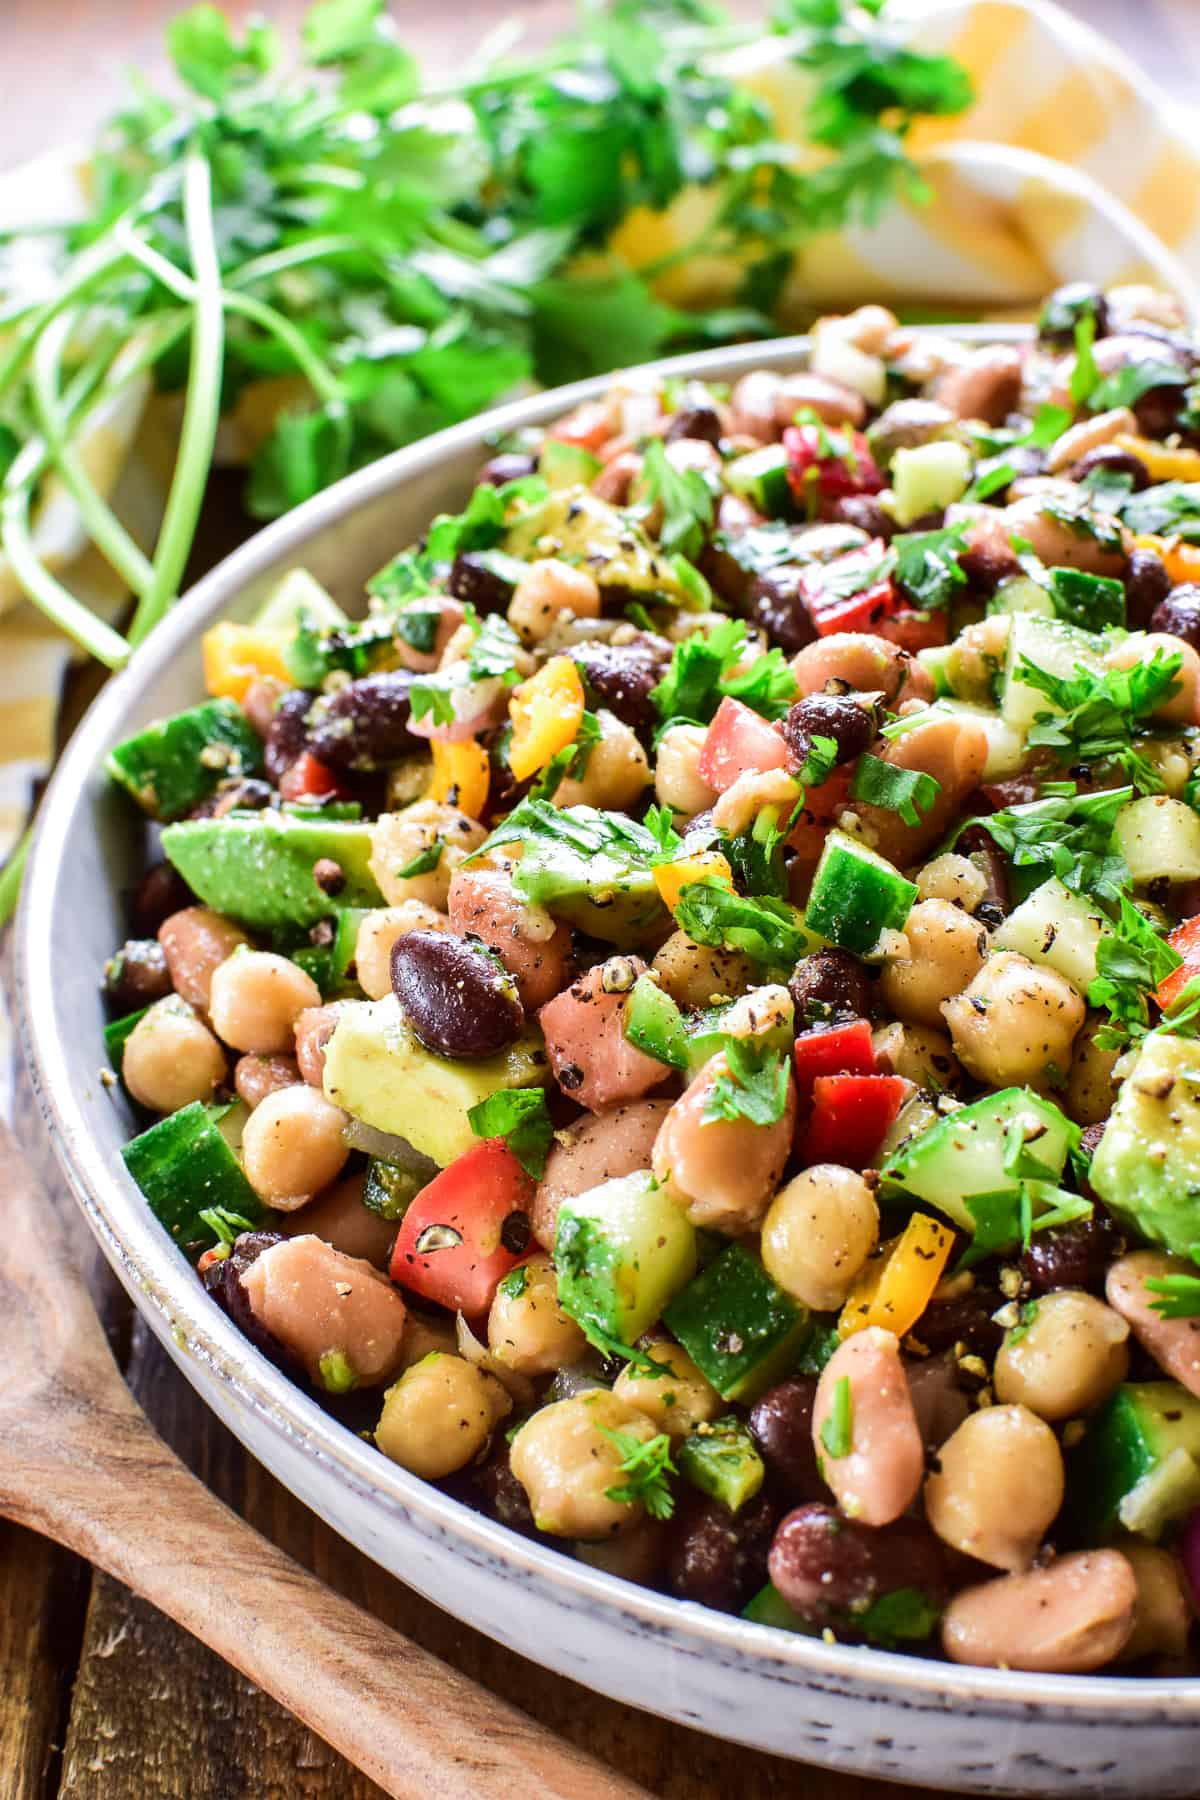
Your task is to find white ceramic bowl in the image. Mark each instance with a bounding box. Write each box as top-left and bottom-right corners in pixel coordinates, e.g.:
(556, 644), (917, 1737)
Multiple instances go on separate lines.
(18, 330), (1200, 1797)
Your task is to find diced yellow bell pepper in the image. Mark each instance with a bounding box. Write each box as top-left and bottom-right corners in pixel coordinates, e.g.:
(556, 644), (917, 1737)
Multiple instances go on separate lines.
(1134, 533), (1200, 588)
(653, 851), (735, 911)
(508, 655), (585, 781)
(1116, 435), (1200, 485)
(427, 738), (490, 820)
(202, 622), (292, 702)
(838, 1211), (954, 1341)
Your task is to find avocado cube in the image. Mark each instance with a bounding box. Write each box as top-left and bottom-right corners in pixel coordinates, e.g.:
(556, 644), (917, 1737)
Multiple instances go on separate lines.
(676, 1415), (765, 1513)
(161, 812), (383, 931)
(880, 1086), (1075, 1235)
(555, 1171), (697, 1349)
(1091, 1033), (1200, 1257)
(664, 1244), (808, 1402)
(106, 698), (263, 822)
(1067, 1381), (1200, 1543)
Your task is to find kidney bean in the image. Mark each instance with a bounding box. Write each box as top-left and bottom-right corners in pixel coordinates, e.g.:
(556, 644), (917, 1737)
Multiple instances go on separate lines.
(306, 671), (415, 772)
(916, 1289), (1005, 1358)
(829, 494), (895, 540)
(448, 866), (571, 1010)
(748, 1377), (824, 1500)
(782, 692), (876, 770)
(748, 565), (818, 656)
(935, 346), (1023, 426)
(263, 687), (316, 785)
(130, 860), (195, 936)
(570, 633), (673, 736)
(294, 1001), (349, 1088)
(1107, 1251), (1200, 1396)
(391, 929), (524, 1058)
(157, 906), (250, 1011)
(665, 386), (724, 446)
(730, 369), (784, 440)
(204, 1230), (293, 1372)
(788, 948), (873, 1025)
(1125, 550), (1173, 629)
(769, 1503), (948, 1633)
(104, 938), (173, 1011)
(665, 1489), (780, 1613)
(942, 1551), (1137, 1672)
(233, 1052), (301, 1110)
(468, 1438), (541, 1535)
(958, 541), (1015, 598)
(1020, 1205), (1124, 1296)
(477, 451), (537, 487)
(446, 550), (519, 615)
(1149, 582), (1200, 650)
(954, 823), (1011, 924)
(812, 1329), (924, 1527)
(774, 372), (867, 430)
(1071, 446), (1150, 492)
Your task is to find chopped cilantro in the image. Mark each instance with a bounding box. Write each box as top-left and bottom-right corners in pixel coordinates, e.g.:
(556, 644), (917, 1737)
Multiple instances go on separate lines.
(1035, 492), (1125, 555)
(1070, 314), (1101, 407)
(1045, 568), (1125, 632)
(850, 753), (941, 827)
(1089, 894), (1182, 1050)
(394, 838), (445, 880)
(891, 524), (967, 610)
(959, 1182), (1092, 1268)
(639, 439), (714, 563)
(1162, 975), (1200, 1037)
(1018, 651), (1181, 793)
(959, 786), (1131, 903)
(673, 878), (810, 967)
(394, 604), (442, 656)
(650, 616), (797, 730)
(599, 1426), (677, 1520)
(1090, 359), (1190, 414)
(498, 1264), (532, 1301)
(531, 710), (603, 801)
(1146, 1246), (1200, 1319)
(702, 1038), (791, 1127)
(467, 1087), (555, 1179)
(1119, 482), (1200, 545)
(790, 732), (841, 789)
(719, 796), (797, 898)
(819, 1375), (854, 1460)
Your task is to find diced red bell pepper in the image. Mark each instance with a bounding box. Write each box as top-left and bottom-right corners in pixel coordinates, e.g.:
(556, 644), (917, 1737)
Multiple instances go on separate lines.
(550, 400), (610, 452)
(389, 1138), (535, 1317)
(793, 1020), (877, 1096)
(799, 1073), (908, 1169)
(278, 750), (342, 803)
(784, 424), (884, 503)
(697, 696), (789, 793)
(878, 608), (948, 654)
(797, 541), (898, 638)
(1156, 915), (1200, 1011)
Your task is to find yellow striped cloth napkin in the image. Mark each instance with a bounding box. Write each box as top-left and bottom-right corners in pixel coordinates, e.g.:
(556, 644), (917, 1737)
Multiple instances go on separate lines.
(2, 0), (1200, 873)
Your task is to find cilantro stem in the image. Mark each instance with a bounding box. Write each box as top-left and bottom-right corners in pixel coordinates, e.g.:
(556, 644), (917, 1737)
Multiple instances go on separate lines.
(0, 465), (129, 667)
(128, 151), (225, 649)
(0, 234), (134, 409)
(0, 825), (31, 929)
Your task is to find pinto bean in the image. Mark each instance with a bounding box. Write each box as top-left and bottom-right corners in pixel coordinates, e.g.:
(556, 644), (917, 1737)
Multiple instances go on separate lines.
(1106, 1251), (1200, 1396)
(769, 1503), (947, 1633)
(934, 346), (1023, 425)
(104, 938), (173, 1011)
(773, 372), (866, 429)
(1045, 407), (1139, 474)
(942, 1551), (1137, 1673)
(538, 960), (667, 1111)
(848, 712), (989, 865)
(532, 1100), (672, 1250)
(239, 1234), (408, 1389)
(234, 1052), (301, 1110)
(1002, 492), (1128, 579)
(791, 632), (933, 710)
(391, 929), (525, 1059)
(924, 1405), (1064, 1571)
(157, 907), (251, 1011)
(281, 1171), (397, 1267)
(811, 1329), (923, 1527)
(1107, 633), (1200, 724)
(652, 1052), (796, 1234)
(294, 1001), (350, 1088)
(730, 370), (784, 440)
(447, 866), (571, 1011)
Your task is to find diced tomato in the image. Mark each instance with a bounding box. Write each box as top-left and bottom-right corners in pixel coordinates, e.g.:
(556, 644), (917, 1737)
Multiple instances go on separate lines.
(793, 1020), (877, 1096)
(784, 424), (884, 503)
(389, 1139), (535, 1316)
(1156, 915), (1200, 1011)
(698, 696), (789, 793)
(878, 608), (948, 654)
(796, 541), (898, 638)
(278, 751), (342, 803)
(550, 401), (611, 452)
(799, 1074), (908, 1168)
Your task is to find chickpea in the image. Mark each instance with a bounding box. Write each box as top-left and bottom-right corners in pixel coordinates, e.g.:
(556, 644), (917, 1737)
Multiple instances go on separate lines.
(655, 723), (717, 817)
(1119, 1544), (1193, 1661)
(915, 853), (987, 913)
(924, 1405), (1065, 1572)
(613, 1343), (722, 1439)
(1065, 1012), (1121, 1127)
(880, 900), (989, 1030)
(761, 1165), (879, 1312)
(157, 906), (250, 1010)
(207, 949), (322, 1055)
(943, 1552), (1137, 1674)
(942, 951), (1085, 1090)
(651, 931), (757, 1009)
(653, 1052), (796, 1234)
(1106, 633), (1200, 726)
(554, 709), (649, 811)
(509, 1390), (659, 1538)
(871, 1020), (961, 1089)
(507, 558), (601, 643)
(994, 1289), (1129, 1421)
(241, 1083), (349, 1209)
(355, 901), (448, 1000)
(122, 996), (227, 1114)
(375, 1353), (510, 1479)
(486, 1253), (586, 1377)
(711, 768), (799, 839)
(369, 801), (486, 910)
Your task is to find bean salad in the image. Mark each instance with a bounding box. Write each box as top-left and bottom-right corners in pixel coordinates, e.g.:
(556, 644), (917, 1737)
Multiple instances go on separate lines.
(105, 281), (1200, 1674)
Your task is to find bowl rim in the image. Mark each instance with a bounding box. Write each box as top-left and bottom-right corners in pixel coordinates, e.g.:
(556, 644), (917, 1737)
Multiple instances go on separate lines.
(18, 321), (1200, 1726)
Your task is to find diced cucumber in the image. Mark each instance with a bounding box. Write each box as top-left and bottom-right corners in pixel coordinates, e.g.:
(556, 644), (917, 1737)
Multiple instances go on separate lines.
(362, 1157), (424, 1220)
(623, 974), (689, 1070)
(676, 1416), (764, 1512)
(539, 439), (602, 490)
(928, 699), (1026, 780)
(555, 1171), (698, 1348)
(664, 1243), (808, 1402)
(880, 1086), (1075, 1234)
(804, 830), (917, 959)
(918, 643), (955, 698)
(1115, 796), (1200, 884)
(251, 567), (347, 635)
(161, 812), (382, 930)
(106, 699), (263, 822)
(987, 574), (1054, 619)
(1067, 1382), (1200, 1543)
(742, 1583), (814, 1633)
(993, 877), (1111, 995)
(103, 1007), (149, 1077)
(891, 441), (971, 527)
(121, 1100), (264, 1261)
(724, 446), (795, 519)
(1001, 613), (1105, 735)
(1090, 1033), (1200, 1257)
(331, 906), (370, 987)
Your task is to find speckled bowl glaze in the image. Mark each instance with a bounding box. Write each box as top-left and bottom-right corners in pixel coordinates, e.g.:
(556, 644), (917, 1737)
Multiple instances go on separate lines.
(18, 329), (1200, 1797)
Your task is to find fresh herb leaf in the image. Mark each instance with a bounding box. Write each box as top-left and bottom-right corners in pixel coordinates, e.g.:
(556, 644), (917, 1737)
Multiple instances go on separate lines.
(850, 753), (941, 827)
(466, 610), (523, 684)
(702, 1038), (791, 1126)
(394, 838), (445, 880)
(958, 786), (1131, 903)
(1162, 975), (1200, 1038)
(719, 796), (797, 898)
(891, 524), (967, 610)
(478, 798), (670, 916)
(1070, 314), (1100, 407)
(468, 1087), (555, 1178)
(394, 603), (441, 656)
(1018, 651), (1181, 793)
(964, 461), (1017, 504)
(531, 709), (603, 801)
(1090, 360), (1190, 414)
(1089, 894), (1182, 1049)
(960, 1183), (1092, 1267)
(1146, 1246), (1200, 1319)
(196, 1205), (257, 1247)
(651, 616), (797, 729)
(790, 732), (841, 789)
(1036, 492), (1125, 555)
(498, 1263), (532, 1301)
(819, 1375), (853, 1460)
(1119, 482), (1200, 545)
(1045, 568), (1125, 632)
(639, 439), (715, 564)
(673, 878), (810, 967)
(599, 1426), (677, 1520)
(286, 611), (396, 687)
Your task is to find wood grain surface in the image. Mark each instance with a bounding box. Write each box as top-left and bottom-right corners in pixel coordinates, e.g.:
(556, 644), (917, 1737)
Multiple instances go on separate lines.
(2, 3), (1197, 1797)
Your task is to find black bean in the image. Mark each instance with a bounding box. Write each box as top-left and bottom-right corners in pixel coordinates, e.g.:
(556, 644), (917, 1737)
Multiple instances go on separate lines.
(666, 387), (724, 447)
(104, 939), (173, 1012)
(829, 494), (895, 540)
(306, 671), (415, 772)
(129, 860), (195, 936)
(748, 1377), (823, 1500)
(665, 1490), (780, 1614)
(768, 1504), (947, 1635)
(789, 949), (873, 1026)
(391, 930), (525, 1058)
(1070, 446), (1150, 493)
(188, 775), (274, 821)
(447, 550), (518, 614)
(1136, 377), (1194, 440)
(747, 565), (817, 656)
(1150, 583), (1200, 651)
(958, 542), (1017, 598)
(1125, 549), (1174, 630)
(571, 634), (673, 735)
(1037, 282), (1109, 347)
(782, 693), (875, 770)
(263, 687), (317, 785)
(477, 451), (537, 487)
(204, 1231), (294, 1373)
(1020, 1205), (1124, 1296)
(468, 1439), (541, 1536)
(917, 1290), (1004, 1358)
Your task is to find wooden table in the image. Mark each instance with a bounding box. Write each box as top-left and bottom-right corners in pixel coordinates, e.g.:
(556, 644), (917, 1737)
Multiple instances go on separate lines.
(2, 3), (1198, 1796)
